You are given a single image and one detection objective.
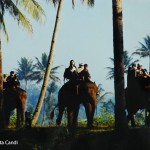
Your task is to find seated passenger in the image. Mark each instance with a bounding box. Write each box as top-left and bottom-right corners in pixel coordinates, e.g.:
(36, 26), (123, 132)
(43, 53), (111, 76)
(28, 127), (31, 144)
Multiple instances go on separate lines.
(3, 74), (8, 90)
(64, 60), (78, 82)
(143, 69), (150, 78)
(136, 64), (144, 77)
(7, 71), (20, 89)
(80, 64), (91, 82)
(77, 63), (84, 80)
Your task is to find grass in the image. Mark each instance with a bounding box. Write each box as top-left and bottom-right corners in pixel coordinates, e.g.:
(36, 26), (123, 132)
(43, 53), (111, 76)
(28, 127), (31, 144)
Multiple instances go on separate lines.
(0, 126), (150, 150)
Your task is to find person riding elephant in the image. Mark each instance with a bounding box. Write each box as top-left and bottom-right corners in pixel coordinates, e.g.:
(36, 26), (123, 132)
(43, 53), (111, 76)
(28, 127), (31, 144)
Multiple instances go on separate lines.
(80, 64), (92, 82)
(6, 71), (20, 89)
(64, 60), (78, 83)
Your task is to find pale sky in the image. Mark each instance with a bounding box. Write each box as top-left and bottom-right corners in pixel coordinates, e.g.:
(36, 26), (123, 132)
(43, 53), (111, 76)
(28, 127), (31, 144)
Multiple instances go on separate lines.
(2, 0), (150, 93)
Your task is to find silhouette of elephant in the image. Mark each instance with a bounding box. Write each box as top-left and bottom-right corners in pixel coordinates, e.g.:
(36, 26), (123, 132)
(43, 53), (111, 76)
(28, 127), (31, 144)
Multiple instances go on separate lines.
(1, 88), (27, 128)
(51, 81), (98, 128)
(126, 77), (150, 127)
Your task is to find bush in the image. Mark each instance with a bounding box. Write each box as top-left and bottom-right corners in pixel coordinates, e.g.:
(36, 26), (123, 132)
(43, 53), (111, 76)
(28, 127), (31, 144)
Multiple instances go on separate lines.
(9, 112), (17, 127)
(94, 107), (115, 127)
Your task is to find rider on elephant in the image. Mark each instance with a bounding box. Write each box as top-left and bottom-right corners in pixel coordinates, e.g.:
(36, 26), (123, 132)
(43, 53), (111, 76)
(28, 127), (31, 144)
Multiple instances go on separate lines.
(6, 71), (20, 89)
(64, 60), (78, 83)
(80, 64), (92, 83)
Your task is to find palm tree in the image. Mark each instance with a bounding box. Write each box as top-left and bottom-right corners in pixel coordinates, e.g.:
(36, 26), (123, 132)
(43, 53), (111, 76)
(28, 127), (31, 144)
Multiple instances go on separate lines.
(96, 84), (112, 104)
(112, 0), (128, 134)
(133, 35), (150, 72)
(106, 50), (139, 80)
(15, 57), (34, 91)
(29, 52), (61, 83)
(31, 0), (64, 126)
(96, 84), (112, 116)
(31, 0), (95, 126)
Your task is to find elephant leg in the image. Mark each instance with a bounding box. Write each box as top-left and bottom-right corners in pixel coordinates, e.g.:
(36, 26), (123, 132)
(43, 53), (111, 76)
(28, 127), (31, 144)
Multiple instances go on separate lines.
(4, 110), (10, 128)
(127, 114), (136, 127)
(67, 107), (73, 128)
(56, 106), (65, 126)
(90, 102), (96, 127)
(84, 103), (92, 128)
(20, 108), (25, 127)
(145, 110), (150, 126)
(72, 104), (80, 128)
(16, 108), (21, 128)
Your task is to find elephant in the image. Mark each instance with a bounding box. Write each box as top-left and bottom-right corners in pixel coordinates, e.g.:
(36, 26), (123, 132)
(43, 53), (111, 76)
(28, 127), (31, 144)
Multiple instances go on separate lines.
(1, 88), (27, 128)
(126, 76), (150, 127)
(51, 81), (98, 128)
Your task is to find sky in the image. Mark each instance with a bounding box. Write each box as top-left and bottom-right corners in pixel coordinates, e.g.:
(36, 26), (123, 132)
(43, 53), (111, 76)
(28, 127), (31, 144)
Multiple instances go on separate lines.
(2, 0), (150, 93)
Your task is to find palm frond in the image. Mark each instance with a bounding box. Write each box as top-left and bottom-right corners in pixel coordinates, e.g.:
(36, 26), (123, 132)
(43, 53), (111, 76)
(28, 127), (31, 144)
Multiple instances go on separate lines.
(4, 0), (33, 33)
(0, 13), (9, 41)
(15, 0), (45, 22)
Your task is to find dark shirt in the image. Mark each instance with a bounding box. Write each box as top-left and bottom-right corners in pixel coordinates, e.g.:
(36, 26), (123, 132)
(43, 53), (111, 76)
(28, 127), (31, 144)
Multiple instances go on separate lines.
(7, 75), (20, 88)
(80, 70), (91, 82)
(64, 67), (78, 81)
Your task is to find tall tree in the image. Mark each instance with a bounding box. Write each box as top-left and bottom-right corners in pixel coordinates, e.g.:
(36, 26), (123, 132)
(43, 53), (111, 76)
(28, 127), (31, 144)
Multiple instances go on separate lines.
(16, 57), (34, 91)
(133, 35), (150, 72)
(112, 0), (128, 135)
(106, 50), (139, 80)
(31, 0), (64, 126)
(29, 52), (61, 83)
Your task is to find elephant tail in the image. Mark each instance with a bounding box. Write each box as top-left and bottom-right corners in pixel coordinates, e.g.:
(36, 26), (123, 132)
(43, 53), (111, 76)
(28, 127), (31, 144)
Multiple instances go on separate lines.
(50, 105), (58, 120)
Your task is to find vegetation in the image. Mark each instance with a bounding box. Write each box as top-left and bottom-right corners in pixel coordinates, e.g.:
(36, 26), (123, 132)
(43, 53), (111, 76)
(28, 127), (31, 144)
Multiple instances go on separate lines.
(106, 50), (139, 80)
(133, 35), (150, 72)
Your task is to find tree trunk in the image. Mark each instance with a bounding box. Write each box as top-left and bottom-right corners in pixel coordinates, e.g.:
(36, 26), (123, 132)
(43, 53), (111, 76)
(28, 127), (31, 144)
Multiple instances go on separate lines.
(0, 30), (5, 128)
(31, 0), (63, 126)
(112, 0), (128, 136)
(0, 31), (3, 92)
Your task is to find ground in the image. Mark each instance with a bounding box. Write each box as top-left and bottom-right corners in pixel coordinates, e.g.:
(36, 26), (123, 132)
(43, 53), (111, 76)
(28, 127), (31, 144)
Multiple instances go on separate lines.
(0, 127), (150, 150)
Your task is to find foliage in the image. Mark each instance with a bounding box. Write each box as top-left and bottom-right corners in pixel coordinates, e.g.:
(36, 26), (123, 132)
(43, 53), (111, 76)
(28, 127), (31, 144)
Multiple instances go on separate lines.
(94, 107), (115, 127)
(133, 35), (150, 72)
(9, 112), (17, 127)
(29, 52), (62, 84)
(0, 0), (45, 40)
(96, 84), (112, 104)
(106, 50), (139, 80)
(78, 107), (115, 127)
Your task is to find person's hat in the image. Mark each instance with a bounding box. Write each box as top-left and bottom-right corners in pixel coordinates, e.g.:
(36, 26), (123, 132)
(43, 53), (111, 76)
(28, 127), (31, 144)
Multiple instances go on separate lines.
(79, 63), (84, 66)
(138, 64), (142, 67)
(84, 64), (88, 67)
(132, 63), (136, 67)
(10, 71), (14, 74)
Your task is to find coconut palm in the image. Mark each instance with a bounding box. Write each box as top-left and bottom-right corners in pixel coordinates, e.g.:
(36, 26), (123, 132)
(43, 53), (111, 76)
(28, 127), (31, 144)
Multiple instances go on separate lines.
(15, 57), (34, 91)
(0, 1), (44, 93)
(31, 0), (64, 126)
(106, 51), (139, 80)
(29, 52), (61, 83)
(96, 84), (112, 104)
(31, 0), (95, 126)
(112, 0), (128, 134)
(133, 35), (150, 72)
